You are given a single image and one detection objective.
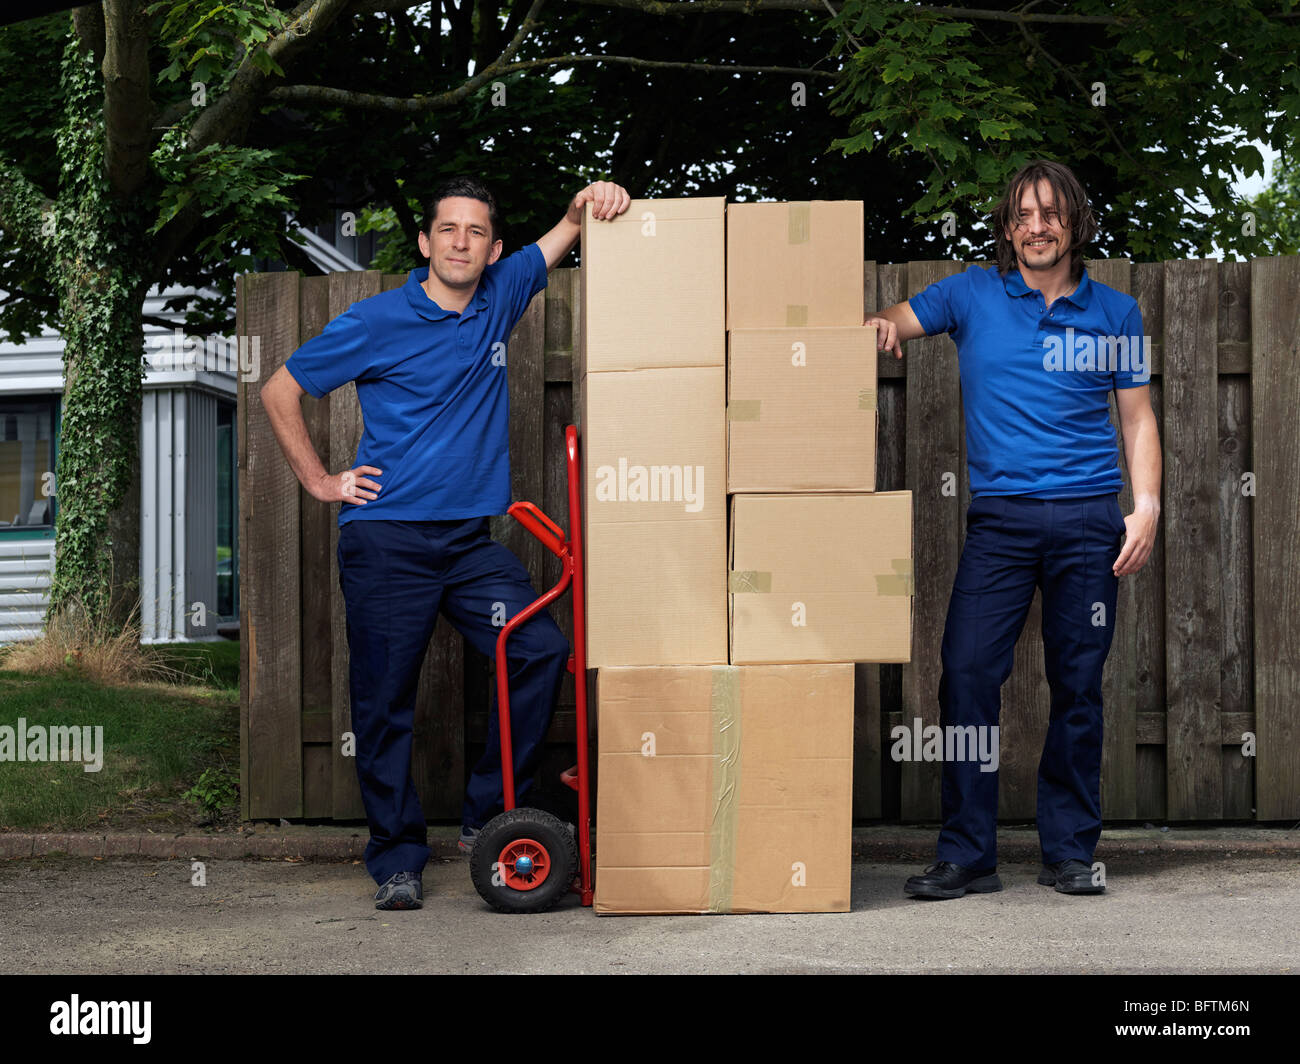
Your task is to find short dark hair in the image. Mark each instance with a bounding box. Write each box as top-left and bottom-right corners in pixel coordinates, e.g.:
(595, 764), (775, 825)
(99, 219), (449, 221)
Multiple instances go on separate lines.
(990, 160), (1097, 280)
(421, 176), (501, 243)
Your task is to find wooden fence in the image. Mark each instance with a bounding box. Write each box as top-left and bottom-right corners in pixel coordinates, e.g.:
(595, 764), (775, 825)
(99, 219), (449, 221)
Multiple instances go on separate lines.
(237, 257), (1300, 824)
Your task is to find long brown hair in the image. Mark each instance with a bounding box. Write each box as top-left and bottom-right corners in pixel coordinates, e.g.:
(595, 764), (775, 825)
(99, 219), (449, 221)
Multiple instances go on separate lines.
(990, 160), (1097, 280)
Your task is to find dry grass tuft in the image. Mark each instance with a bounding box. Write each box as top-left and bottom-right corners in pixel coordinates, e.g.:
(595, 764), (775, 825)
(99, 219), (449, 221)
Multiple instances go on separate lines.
(0, 594), (186, 687)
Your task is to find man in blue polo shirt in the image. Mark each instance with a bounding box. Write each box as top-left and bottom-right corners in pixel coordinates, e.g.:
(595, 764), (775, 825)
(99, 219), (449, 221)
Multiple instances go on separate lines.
(865, 159), (1162, 899)
(261, 175), (630, 909)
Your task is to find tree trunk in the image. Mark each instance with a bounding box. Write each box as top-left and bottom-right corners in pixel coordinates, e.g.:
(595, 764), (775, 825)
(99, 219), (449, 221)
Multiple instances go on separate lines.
(43, 21), (150, 639)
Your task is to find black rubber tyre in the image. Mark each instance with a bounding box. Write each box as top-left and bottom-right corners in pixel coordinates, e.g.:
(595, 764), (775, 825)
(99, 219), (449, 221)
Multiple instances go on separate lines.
(469, 807), (578, 913)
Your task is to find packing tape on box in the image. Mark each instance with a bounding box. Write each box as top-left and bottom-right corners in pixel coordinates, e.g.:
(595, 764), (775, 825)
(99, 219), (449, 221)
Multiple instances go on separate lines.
(876, 558), (915, 596)
(708, 666), (742, 914)
(786, 304), (809, 326)
(787, 202), (811, 244)
(858, 388), (877, 409)
(727, 400), (762, 422)
(729, 570), (772, 593)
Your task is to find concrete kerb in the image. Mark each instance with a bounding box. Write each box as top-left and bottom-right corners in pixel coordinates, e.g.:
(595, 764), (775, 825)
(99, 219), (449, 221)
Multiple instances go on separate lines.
(1, 824), (1296, 863)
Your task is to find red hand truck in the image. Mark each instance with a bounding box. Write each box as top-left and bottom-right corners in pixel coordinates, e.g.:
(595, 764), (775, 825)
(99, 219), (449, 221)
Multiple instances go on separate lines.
(468, 425), (593, 912)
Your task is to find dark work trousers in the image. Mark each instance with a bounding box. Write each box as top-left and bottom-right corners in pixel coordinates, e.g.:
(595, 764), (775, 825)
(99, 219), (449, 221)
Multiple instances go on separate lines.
(935, 493), (1127, 871)
(336, 517), (570, 885)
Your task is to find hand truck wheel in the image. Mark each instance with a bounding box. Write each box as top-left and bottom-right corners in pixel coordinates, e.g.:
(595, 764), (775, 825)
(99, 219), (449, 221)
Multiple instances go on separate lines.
(469, 807), (578, 914)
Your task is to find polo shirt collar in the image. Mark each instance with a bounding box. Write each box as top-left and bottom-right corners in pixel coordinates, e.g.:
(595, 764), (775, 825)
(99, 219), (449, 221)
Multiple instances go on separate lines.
(1002, 265), (1092, 309)
(404, 266), (489, 321)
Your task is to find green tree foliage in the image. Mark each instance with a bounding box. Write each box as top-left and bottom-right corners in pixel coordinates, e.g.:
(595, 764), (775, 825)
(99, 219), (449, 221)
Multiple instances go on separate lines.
(828, 0), (1299, 260)
(1248, 140), (1300, 253)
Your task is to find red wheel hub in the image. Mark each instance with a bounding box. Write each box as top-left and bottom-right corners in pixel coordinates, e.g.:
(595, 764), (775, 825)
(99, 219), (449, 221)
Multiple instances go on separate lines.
(498, 838), (551, 891)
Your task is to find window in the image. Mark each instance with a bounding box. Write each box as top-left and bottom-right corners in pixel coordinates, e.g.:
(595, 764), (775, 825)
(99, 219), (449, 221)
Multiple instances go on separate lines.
(0, 397), (57, 537)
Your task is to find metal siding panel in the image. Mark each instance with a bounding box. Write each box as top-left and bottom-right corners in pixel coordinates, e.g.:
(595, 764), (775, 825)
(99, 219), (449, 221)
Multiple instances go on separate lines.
(0, 540), (54, 644)
(141, 391), (158, 641)
(186, 391), (218, 638)
(157, 391), (173, 640)
(172, 391), (187, 640)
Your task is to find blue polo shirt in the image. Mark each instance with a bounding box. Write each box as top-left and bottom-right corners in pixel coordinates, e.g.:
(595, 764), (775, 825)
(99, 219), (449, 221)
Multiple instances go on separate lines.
(284, 243), (548, 525)
(908, 264), (1148, 499)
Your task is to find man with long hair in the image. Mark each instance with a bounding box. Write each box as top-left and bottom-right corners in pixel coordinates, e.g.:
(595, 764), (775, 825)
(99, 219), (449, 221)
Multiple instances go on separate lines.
(866, 159), (1161, 899)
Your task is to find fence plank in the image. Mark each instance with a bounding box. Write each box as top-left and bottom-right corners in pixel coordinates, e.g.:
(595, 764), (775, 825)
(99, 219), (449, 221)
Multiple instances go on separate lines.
(237, 278), (251, 821)
(1251, 255), (1300, 820)
(875, 263), (908, 820)
(1132, 261), (1168, 824)
(543, 382), (577, 721)
(1218, 262), (1255, 818)
(1093, 258), (1138, 820)
(240, 271), (303, 818)
(492, 291), (547, 584)
(901, 261), (963, 820)
(542, 270), (582, 729)
(544, 266), (577, 383)
(1163, 259), (1223, 819)
(853, 260), (882, 819)
(297, 275), (334, 817)
(1131, 264), (1167, 730)
(328, 271), (384, 820)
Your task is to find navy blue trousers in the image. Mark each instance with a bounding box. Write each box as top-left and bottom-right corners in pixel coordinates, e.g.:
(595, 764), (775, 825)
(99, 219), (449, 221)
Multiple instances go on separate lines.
(336, 517), (570, 885)
(936, 493), (1126, 870)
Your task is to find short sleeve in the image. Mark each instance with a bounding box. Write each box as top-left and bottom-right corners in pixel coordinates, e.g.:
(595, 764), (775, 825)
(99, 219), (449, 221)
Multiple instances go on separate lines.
(1112, 303), (1150, 388)
(493, 243), (549, 325)
(908, 267), (973, 337)
(283, 305), (373, 398)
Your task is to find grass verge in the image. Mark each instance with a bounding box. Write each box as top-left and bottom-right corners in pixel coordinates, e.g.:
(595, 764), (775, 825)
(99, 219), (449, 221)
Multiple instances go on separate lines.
(0, 637), (240, 833)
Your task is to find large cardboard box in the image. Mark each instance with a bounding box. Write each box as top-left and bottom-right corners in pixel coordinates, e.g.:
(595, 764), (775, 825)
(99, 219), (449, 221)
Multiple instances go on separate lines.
(595, 663), (854, 914)
(582, 367), (727, 666)
(725, 201), (864, 330)
(729, 492), (913, 664)
(579, 197), (725, 374)
(727, 325), (878, 492)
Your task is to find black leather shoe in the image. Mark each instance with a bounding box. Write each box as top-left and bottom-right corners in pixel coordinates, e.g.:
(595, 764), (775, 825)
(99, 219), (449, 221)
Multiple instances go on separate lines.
(1038, 858), (1105, 894)
(904, 860), (1002, 900)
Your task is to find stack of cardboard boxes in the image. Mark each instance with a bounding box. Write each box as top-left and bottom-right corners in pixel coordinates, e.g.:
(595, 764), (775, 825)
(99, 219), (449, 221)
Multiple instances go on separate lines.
(579, 199), (913, 915)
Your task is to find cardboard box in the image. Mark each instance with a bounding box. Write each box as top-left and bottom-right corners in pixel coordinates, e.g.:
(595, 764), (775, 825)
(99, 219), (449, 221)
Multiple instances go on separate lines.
(729, 492), (913, 664)
(582, 367), (727, 666)
(579, 197), (725, 374)
(726, 201), (864, 330)
(594, 663), (854, 914)
(727, 325), (878, 492)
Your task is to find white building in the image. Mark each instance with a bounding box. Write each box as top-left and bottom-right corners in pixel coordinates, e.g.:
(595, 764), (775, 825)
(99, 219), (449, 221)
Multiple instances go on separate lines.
(0, 225), (364, 644)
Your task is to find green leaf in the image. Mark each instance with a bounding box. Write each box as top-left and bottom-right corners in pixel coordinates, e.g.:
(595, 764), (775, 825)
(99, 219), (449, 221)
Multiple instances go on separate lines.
(978, 118), (1013, 141)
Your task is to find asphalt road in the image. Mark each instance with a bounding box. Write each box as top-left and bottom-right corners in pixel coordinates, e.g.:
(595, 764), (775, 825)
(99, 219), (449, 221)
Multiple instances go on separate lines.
(1, 850), (1295, 975)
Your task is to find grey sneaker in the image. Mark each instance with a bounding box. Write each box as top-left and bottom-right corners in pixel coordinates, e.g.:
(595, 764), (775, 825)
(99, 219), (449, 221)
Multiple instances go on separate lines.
(373, 870), (423, 910)
(458, 825), (480, 854)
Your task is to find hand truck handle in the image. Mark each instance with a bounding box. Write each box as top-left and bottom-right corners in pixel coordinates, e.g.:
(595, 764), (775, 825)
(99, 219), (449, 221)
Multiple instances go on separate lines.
(507, 500), (566, 558)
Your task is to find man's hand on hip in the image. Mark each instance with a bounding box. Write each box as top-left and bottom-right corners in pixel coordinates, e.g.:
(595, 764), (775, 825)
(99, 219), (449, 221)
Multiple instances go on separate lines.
(313, 466), (383, 505)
